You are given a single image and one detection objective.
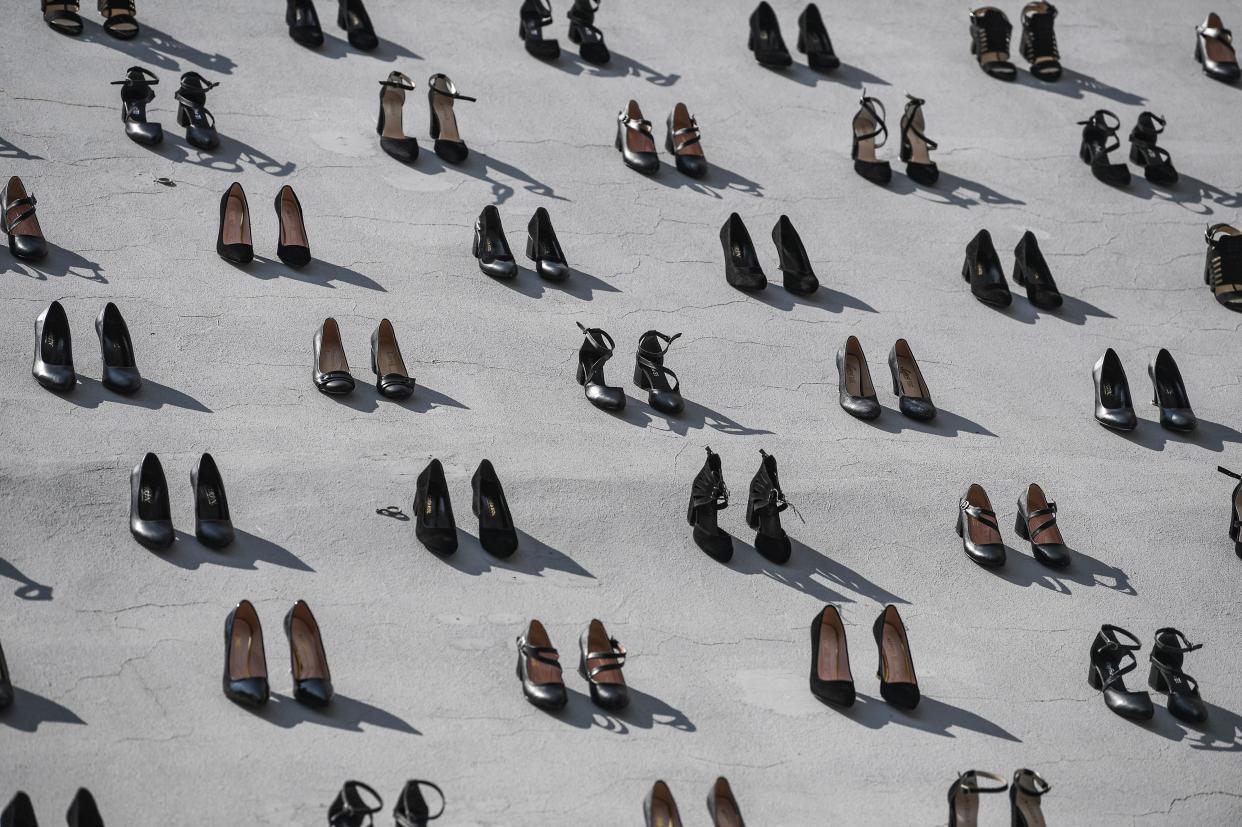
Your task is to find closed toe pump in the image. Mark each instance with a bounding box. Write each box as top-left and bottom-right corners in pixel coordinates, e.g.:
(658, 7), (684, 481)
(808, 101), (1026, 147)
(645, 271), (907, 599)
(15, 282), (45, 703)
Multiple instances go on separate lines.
(1196, 13), (1241, 83)
(746, 449), (794, 564)
(32, 300), (76, 393)
(284, 600), (333, 707)
(969, 7), (1017, 80)
(947, 771), (1008, 827)
(428, 74), (475, 164)
(98, 0), (139, 39)
(1217, 466), (1242, 558)
(850, 94), (891, 185)
(473, 205), (516, 279)
(873, 604), (919, 710)
(1092, 348), (1137, 431)
(1148, 348), (1195, 432)
(567, 0), (609, 65)
(393, 780), (445, 827)
(1020, 2), (1061, 81)
(1012, 231), (1061, 309)
(616, 100), (660, 175)
(1009, 770), (1050, 827)
(962, 229), (1012, 307)
(472, 459), (518, 557)
(706, 777), (745, 827)
(3, 176), (47, 261)
(414, 458), (458, 555)
(576, 323), (625, 411)
(526, 207), (570, 281)
(809, 605), (855, 706)
(110, 67), (162, 147)
(370, 319), (414, 399)
(887, 338), (935, 421)
(192, 452), (235, 549)
(328, 782), (382, 827)
(274, 185), (311, 267)
(1205, 223), (1242, 311)
(1078, 110), (1130, 187)
(836, 335), (881, 420)
(0, 639), (13, 710)
(376, 73), (419, 163)
(956, 484), (1006, 568)
(771, 215), (818, 294)
(66, 788), (105, 827)
(1149, 628), (1208, 723)
(286, 0), (323, 47)
(1, 792), (37, 827)
(338, 0), (377, 50)
(130, 452), (174, 550)
(223, 599), (270, 708)
(748, 2), (792, 67)
(42, 0), (84, 35)
(899, 95), (939, 186)
(1128, 112), (1178, 186)
(643, 781), (683, 827)
(578, 618), (628, 710)
(516, 619), (567, 711)
(216, 181), (253, 264)
(1087, 624), (1154, 720)
(720, 212), (767, 291)
(1015, 483), (1069, 568)
(665, 103), (707, 178)
(797, 3), (839, 70)
(519, 0), (560, 60)
(175, 72), (220, 151)
(634, 330), (684, 415)
(313, 318), (355, 395)
(95, 302), (141, 394)
(687, 447), (733, 562)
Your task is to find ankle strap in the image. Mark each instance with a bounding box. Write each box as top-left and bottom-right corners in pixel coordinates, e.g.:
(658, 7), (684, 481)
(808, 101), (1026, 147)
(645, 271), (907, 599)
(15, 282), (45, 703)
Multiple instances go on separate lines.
(955, 770), (1009, 794)
(522, 0), (554, 25)
(1078, 109), (1120, 133)
(329, 781), (383, 827)
(1013, 770), (1051, 797)
(1199, 23), (1233, 44)
(111, 66), (158, 86)
(1152, 627), (1201, 655)
(576, 322), (614, 353)
(567, 0), (600, 25)
(855, 92), (888, 147)
(1134, 111), (1165, 137)
(1098, 624), (1141, 651)
(428, 74), (476, 102)
(395, 780), (445, 825)
(901, 95), (938, 151)
(179, 72), (219, 94)
(1207, 224), (1240, 245)
(637, 330), (680, 358)
(380, 72), (415, 91)
(1220, 465), (1242, 481)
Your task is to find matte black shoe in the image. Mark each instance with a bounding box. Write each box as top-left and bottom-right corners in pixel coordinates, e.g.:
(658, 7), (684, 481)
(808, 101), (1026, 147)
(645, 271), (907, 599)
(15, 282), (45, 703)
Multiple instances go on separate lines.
(772, 215), (818, 294)
(746, 449), (793, 564)
(192, 453), (235, 549)
(947, 771), (1008, 827)
(414, 458), (457, 555)
(111, 66), (162, 146)
(371, 319), (415, 399)
(887, 338), (935, 421)
(393, 780), (445, 827)
(836, 335), (881, 420)
(377, 72), (419, 163)
(223, 599), (269, 708)
(1015, 483), (1069, 568)
(578, 618), (628, 710)
(665, 104), (707, 179)
(527, 207), (570, 282)
(174, 72), (221, 151)
(314, 318), (356, 396)
(516, 619), (567, 711)
(634, 331), (684, 415)
(0, 639), (13, 710)
(472, 459), (518, 558)
(643, 781), (683, 827)
(1218, 466), (1242, 559)
(274, 185), (311, 267)
(962, 229), (1012, 307)
(1149, 628), (1208, 724)
(1019, 2), (1061, 81)
(1128, 112), (1178, 187)
(328, 782), (382, 827)
(567, 0), (610, 65)
(1205, 223), (1242, 312)
(130, 452), (174, 550)
(1196, 13), (1241, 83)
(873, 605), (919, 710)
(1078, 110), (1131, 187)
(216, 181), (253, 265)
(1148, 348), (1195, 432)
(809, 604), (855, 706)
(0, 792), (37, 827)
(1092, 348), (1137, 431)
(473, 205), (517, 279)
(95, 302), (141, 394)
(850, 94), (891, 185)
(3, 176), (48, 261)
(286, 0), (324, 48)
(519, 0), (560, 60)
(899, 95), (939, 186)
(720, 213), (767, 291)
(969, 7), (1017, 80)
(428, 74), (476, 164)
(1087, 625), (1153, 720)
(1012, 231), (1061, 309)
(956, 484), (1006, 568)
(688, 447), (733, 562)
(748, 1), (792, 67)
(576, 323), (625, 411)
(797, 3), (839, 70)
(337, 0), (378, 50)
(1009, 770), (1051, 827)
(284, 599), (333, 707)
(66, 788), (105, 827)
(615, 100), (660, 175)
(32, 300), (76, 393)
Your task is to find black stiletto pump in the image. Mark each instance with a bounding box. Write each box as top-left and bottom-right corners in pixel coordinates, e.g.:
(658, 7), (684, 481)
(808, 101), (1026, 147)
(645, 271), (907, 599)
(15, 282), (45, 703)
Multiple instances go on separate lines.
(1148, 348), (1195, 432)
(286, 0), (323, 48)
(284, 599), (333, 706)
(216, 181), (253, 264)
(748, 1), (792, 67)
(371, 318), (415, 399)
(3, 176), (47, 262)
(899, 95), (938, 186)
(1078, 110), (1130, 187)
(1088, 625), (1153, 720)
(519, 0), (560, 59)
(947, 771), (1008, 827)
(223, 601), (269, 707)
(66, 788), (106, 827)
(873, 605), (919, 710)
(969, 7), (1016, 80)
(95, 302), (141, 394)
(377, 72), (419, 163)
(746, 449), (795, 565)
(567, 0), (609, 65)
(338, 0), (378, 50)
(328, 782), (382, 827)
(1217, 466), (1242, 559)
(175, 72), (220, 151)
(394, 780), (445, 827)
(809, 605), (855, 706)
(130, 452), (174, 550)
(1196, 13), (1241, 83)
(33, 300), (76, 393)
(576, 323), (625, 411)
(1009, 770), (1051, 827)
(962, 229), (1011, 307)
(887, 338), (935, 421)
(111, 66), (162, 146)
(1012, 231), (1061, 309)
(720, 212), (767, 291)
(772, 215), (818, 294)
(850, 93), (891, 185)
(527, 207), (570, 281)
(1019, 2), (1061, 80)
(1149, 628), (1207, 723)
(274, 184), (311, 267)
(473, 205), (516, 279)
(706, 778), (745, 827)
(428, 74), (475, 164)
(688, 447), (732, 562)
(956, 484), (1006, 568)
(836, 335), (880, 420)
(43, 0), (84, 35)
(414, 458), (457, 555)
(634, 331), (684, 414)
(1128, 112), (1178, 186)
(1014, 483), (1069, 568)
(797, 3), (839, 70)
(1092, 348), (1136, 431)
(192, 452), (234, 549)
(472, 459), (518, 558)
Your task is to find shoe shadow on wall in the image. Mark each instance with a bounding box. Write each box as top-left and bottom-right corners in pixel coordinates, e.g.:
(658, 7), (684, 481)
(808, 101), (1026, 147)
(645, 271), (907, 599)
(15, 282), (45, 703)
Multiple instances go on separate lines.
(836, 692), (1021, 741)
(149, 530), (314, 573)
(77, 21), (237, 74)
(248, 692), (419, 734)
(0, 688), (86, 732)
(547, 686), (696, 734)
(721, 536), (907, 606)
(443, 529), (595, 580)
(989, 543), (1136, 596)
(0, 558), (53, 601)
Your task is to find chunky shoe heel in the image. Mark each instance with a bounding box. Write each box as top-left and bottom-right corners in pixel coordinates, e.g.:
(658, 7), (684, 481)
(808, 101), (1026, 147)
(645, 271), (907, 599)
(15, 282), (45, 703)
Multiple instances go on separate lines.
(1148, 663), (1169, 692)
(633, 363), (650, 389)
(1013, 510), (1030, 539)
(1129, 143), (1146, 166)
(1011, 259), (1026, 286)
(1086, 664), (1102, 690)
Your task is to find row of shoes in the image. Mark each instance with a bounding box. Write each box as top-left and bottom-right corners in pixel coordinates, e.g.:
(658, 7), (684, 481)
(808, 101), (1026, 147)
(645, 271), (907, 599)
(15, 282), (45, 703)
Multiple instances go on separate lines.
(968, 4), (1062, 82)
(850, 93), (939, 186)
(1078, 109), (1178, 188)
(720, 212), (820, 294)
(2, 790), (107, 827)
(1087, 625), (1208, 723)
(836, 336), (935, 422)
(963, 229), (1061, 310)
(328, 780), (444, 827)
(217, 182), (310, 266)
(642, 778), (747, 827)
(287, 0), (378, 51)
(313, 318), (414, 399)
(410, 458), (518, 558)
(223, 599), (332, 708)
(574, 324), (684, 414)
(947, 770), (1051, 827)
(615, 100), (707, 178)
(810, 605), (920, 710)
(472, 205), (569, 281)
(129, 452), (233, 550)
(2, 176), (46, 262)
(746, 2), (839, 71)
(113, 66), (220, 150)
(688, 447), (797, 564)
(33, 301), (140, 394)
(516, 619), (627, 711)
(41, 0), (137, 38)
(956, 483), (1070, 569)
(519, 0), (610, 65)
(377, 72), (475, 165)
(1092, 347), (1195, 432)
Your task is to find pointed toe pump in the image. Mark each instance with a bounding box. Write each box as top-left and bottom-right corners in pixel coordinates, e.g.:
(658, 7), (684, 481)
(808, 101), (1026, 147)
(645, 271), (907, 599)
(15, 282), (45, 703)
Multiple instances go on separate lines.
(1129, 112), (1178, 186)
(3, 176), (48, 261)
(644, 781), (683, 827)
(1196, 13), (1241, 83)
(720, 213), (767, 291)
(192, 453), (235, 549)
(472, 459), (518, 557)
(274, 185), (311, 267)
(314, 318), (355, 396)
(96, 302), (141, 394)
(428, 73), (475, 164)
(772, 215), (818, 294)
(707, 777), (744, 827)
(130, 452), (174, 550)
(43, 0), (84, 35)
(1149, 348), (1195, 432)
(956, 484), (1006, 568)
(175, 72), (220, 151)
(1010, 770), (1050, 827)
(836, 335), (881, 420)
(797, 3), (839, 70)
(286, 0), (324, 47)
(414, 458), (458, 555)
(516, 619), (567, 711)
(223, 599), (270, 708)
(688, 447), (733, 562)
(527, 207), (570, 281)
(371, 319), (415, 399)
(1078, 110), (1131, 187)
(393, 780), (445, 827)
(947, 771), (1008, 827)
(665, 103), (707, 178)
(216, 181), (253, 265)
(377, 72), (419, 163)
(810, 605), (855, 706)
(851, 93), (891, 185)
(1, 792), (38, 827)
(874, 605), (919, 710)
(887, 338), (935, 421)
(1149, 628), (1208, 724)
(1012, 231), (1061, 309)
(111, 67), (162, 147)
(578, 619), (628, 710)
(567, 0), (610, 65)
(616, 100), (660, 175)
(32, 301), (76, 393)
(1020, 2), (1061, 81)
(1088, 625), (1153, 720)
(634, 330), (684, 415)
(969, 7), (1017, 80)
(962, 229), (1012, 307)
(1092, 348), (1137, 431)
(1218, 466), (1242, 559)
(473, 205), (516, 279)
(1015, 484), (1069, 568)
(0, 639), (13, 710)
(338, 0), (378, 50)
(747, 449), (794, 564)
(899, 95), (939, 186)
(284, 600), (333, 707)
(576, 323), (626, 411)
(1206, 223), (1242, 311)
(519, 0), (560, 59)
(328, 782), (383, 827)
(66, 788), (106, 827)
(748, 1), (792, 67)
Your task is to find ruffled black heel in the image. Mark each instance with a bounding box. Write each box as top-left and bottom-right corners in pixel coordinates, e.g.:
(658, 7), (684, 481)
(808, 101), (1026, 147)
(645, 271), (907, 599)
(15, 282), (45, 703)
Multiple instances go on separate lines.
(1128, 112), (1178, 187)
(633, 331), (684, 415)
(1078, 110), (1130, 187)
(745, 449), (796, 564)
(576, 323), (625, 411)
(688, 447), (732, 562)
(175, 72), (220, 151)
(112, 66), (162, 147)
(567, 0), (609, 65)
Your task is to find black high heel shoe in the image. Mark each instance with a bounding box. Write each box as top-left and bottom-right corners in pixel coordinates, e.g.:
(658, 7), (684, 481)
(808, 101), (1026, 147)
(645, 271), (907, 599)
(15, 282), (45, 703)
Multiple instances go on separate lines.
(130, 452), (174, 550)
(1, 793), (37, 827)
(223, 600), (269, 707)
(962, 229), (1012, 307)
(809, 605), (855, 706)
(836, 335), (880, 420)
(1012, 231), (1061, 309)
(472, 459), (518, 557)
(286, 0), (324, 48)
(772, 215), (818, 294)
(1087, 625), (1153, 720)
(96, 302), (141, 394)
(328, 782), (382, 827)
(634, 331), (684, 415)
(284, 599), (333, 706)
(706, 778), (744, 827)
(748, 1), (792, 67)
(1217, 466), (1242, 559)
(688, 447), (733, 562)
(371, 318), (414, 399)
(797, 3), (839, 70)
(746, 449), (794, 565)
(1019, 2), (1060, 81)
(428, 74), (476, 164)
(519, 0), (560, 60)
(969, 7), (1017, 80)
(192, 452), (234, 549)
(887, 338), (934, 421)
(899, 95), (938, 186)
(616, 100), (660, 175)
(42, 0), (83, 35)
(1148, 348), (1195, 432)
(377, 72), (419, 163)
(1149, 628), (1207, 723)
(338, 0), (378, 50)
(643, 781), (683, 827)
(720, 212), (767, 291)
(527, 207), (570, 281)
(175, 72), (220, 151)
(1092, 348), (1136, 431)
(850, 93), (891, 185)
(1014, 483), (1069, 568)
(956, 484), (1006, 568)
(393, 780), (445, 827)
(66, 788), (106, 827)
(314, 317), (355, 395)
(947, 771), (1008, 827)
(216, 181), (253, 265)
(414, 458), (457, 555)
(32, 300), (76, 393)
(578, 618), (628, 710)
(665, 103), (706, 178)
(473, 205), (516, 279)
(1196, 13), (1241, 83)
(516, 619), (567, 711)
(111, 66), (162, 146)
(98, 0), (138, 39)
(1128, 112), (1178, 187)
(576, 322), (625, 411)
(274, 184), (311, 267)
(1078, 110), (1130, 187)
(1009, 770), (1051, 827)
(873, 605), (919, 710)
(1205, 223), (1242, 312)
(3, 176), (46, 262)
(567, 0), (609, 65)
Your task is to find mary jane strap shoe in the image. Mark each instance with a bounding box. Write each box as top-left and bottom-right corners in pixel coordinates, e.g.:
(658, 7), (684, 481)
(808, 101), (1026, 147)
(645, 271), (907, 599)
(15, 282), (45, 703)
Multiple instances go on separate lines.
(223, 599), (270, 707)
(192, 452), (235, 549)
(95, 302), (141, 394)
(1015, 483), (1069, 568)
(616, 100), (660, 176)
(634, 330), (684, 415)
(130, 452), (174, 550)
(33, 300), (76, 393)
(1087, 625), (1153, 720)
(956, 484), (1006, 568)
(578, 619), (628, 710)
(1196, 13), (1241, 83)
(1092, 348), (1136, 431)
(3, 176), (48, 261)
(665, 103), (707, 178)
(809, 604), (855, 706)
(576, 323), (626, 411)
(314, 318), (355, 396)
(516, 619), (567, 712)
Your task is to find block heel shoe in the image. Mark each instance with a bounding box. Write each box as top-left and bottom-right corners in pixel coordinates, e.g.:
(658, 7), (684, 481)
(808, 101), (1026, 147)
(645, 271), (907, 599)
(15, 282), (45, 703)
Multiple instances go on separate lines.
(688, 447), (733, 562)
(1087, 624), (1153, 720)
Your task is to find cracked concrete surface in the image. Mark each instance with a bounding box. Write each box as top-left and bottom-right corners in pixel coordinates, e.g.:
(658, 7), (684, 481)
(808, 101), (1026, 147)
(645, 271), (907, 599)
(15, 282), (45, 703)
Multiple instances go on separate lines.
(2, 0), (1242, 824)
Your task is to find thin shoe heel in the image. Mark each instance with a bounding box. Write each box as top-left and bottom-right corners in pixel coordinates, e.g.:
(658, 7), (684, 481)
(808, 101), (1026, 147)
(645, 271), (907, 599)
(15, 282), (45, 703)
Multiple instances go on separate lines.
(1148, 664), (1170, 692)
(1087, 664), (1103, 690)
(1013, 510), (1030, 539)
(370, 350), (378, 376)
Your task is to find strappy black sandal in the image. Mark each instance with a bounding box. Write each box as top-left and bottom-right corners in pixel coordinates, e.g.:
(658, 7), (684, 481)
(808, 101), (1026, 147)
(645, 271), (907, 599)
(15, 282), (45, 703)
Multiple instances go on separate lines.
(393, 780), (445, 827)
(519, 0), (560, 60)
(42, 0), (83, 35)
(567, 0), (609, 65)
(1010, 770), (1051, 827)
(376, 72), (418, 163)
(1149, 628), (1207, 724)
(175, 72), (220, 151)
(328, 781), (383, 827)
(3, 176), (48, 262)
(1128, 112), (1177, 187)
(947, 771), (1008, 827)
(1217, 466), (1242, 558)
(747, 449), (797, 564)
(851, 92), (891, 185)
(1078, 110), (1130, 187)
(1196, 13), (1241, 83)
(98, 0), (139, 39)
(688, 447), (732, 562)
(576, 323), (624, 411)
(1204, 223), (1242, 312)
(1019, 2), (1061, 81)
(633, 331), (683, 415)
(427, 73), (476, 164)
(1087, 625), (1153, 720)
(111, 67), (162, 147)
(969, 7), (1017, 80)
(899, 94), (938, 186)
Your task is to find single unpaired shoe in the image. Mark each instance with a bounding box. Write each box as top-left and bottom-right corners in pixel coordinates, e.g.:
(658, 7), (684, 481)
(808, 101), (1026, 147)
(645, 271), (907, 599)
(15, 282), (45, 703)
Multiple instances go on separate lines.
(1009, 769), (1051, 827)
(567, 0), (609, 65)
(371, 319), (415, 400)
(1092, 348), (1136, 431)
(1205, 223), (1242, 312)
(576, 323), (625, 411)
(377, 72), (419, 163)
(720, 213), (767, 291)
(836, 335), (881, 420)
(748, 1), (792, 67)
(1148, 628), (1207, 724)
(873, 604), (919, 710)
(578, 618), (627, 710)
(1196, 12), (1241, 83)
(3, 176), (48, 261)
(413, 458), (457, 555)
(615, 100), (659, 175)
(111, 66), (163, 147)
(969, 7), (1017, 80)
(1087, 624), (1153, 720)
(850, 93), (891, 185)
(472, 459), (518, 557)
(665, 103), (707, 179)
(797, 3), (839, 70)
(314, 318), (356, 396)
(887, 338), (935, 421)
(809, 604), (855, 706)
(772, 215), (818, 294)
(956, 484), (1006, 568)
(96, 302), (141, 394)
(192, 453), (235, 549)
(947, 770), (1009, 827)
(746, 449), (793, 564)
(1019, 2), (1061, 80)
(516, 619), (567, 712)
(688, 447), (733, 562)
(633, 330), (684, 415)
(1078, 110), (1130, 187)
(131, 452), (174, 550)
(32, 300), (76, 393)
(223, 599), (270, 707)
(962, 229), (1012, 307)
(284, 599), (333, 706)
(1012, 231), (1061, 309)
(1148, 348), (1195, 432)
(1014, 483), (1069, 568)
(1128, 112), (1178, 187)
(473, 205), (516, 279)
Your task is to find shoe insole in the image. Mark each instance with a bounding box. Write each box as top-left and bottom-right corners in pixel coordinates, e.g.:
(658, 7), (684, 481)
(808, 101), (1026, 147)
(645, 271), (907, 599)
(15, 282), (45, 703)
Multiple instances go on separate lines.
(1205, 15), (1237, 64)
(45, 2), (79, 27)
(197, 479), (225, 520)
(894, 353), (924, 398)
(222, 192), (251, 247)
(714, 800), (742, 827)
(816, 615), (851, 682)
(318, 322), (349, 373)
(42, 328), (69, 365)
(477, 486), (511, 532)
(375, 324), (407, 376)
(951, 788), (978, 827)
(844, 352), (874, 397)
(291, 615), (328, 680)
(138, 479), (166, 521)
(1014, 792), (1046, 827)
(278, 194), (308, 248)
(1099, 374), (1129, 409)
(903, 110), (931, 165)
(525, 621), (563, 685)
(586, 620), (624, 686)
(650, 800), (679, 827)
(228, 617), (267, 680)
(432, 85), (462, 143)
(422, 485), (450, 529)
(1024, 487), (1063, 545)
(100, 324), (134, 367)
(880, 620), (915, 684)
(381, 89), (407, 140)
(852, 113), (879, 163)
(670, 104), (703, 157)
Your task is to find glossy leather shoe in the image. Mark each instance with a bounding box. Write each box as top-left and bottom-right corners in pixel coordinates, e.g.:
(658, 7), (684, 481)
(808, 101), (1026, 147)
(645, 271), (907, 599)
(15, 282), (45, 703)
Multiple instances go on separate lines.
(473, 205), (516, 279)
(665, 104), (706, 178)
(899, 95), (939, 186)
(748, 1), (792, 67)
(130, 452), (174, 550)
(1087, 625), (1153, 720)
(956, 484), (1006, 568)
(1010, 770), (1050, 827)
(1149, 628), (1207, 724)
(962, 229), (1011, 307)
(192, 452), (235, 549)
(688, 447), (733, 562)
(175, 71), (221, 151)
(1128, 112), (1178, 187)
(393, 780), (445, 827)
(328, 782), (382, 827)
(1148, 348), (1195, 432)
(472, 459), (518, 558)
(772, 215), (818, 294)
(851, 94), (891, 185)
(377, 72), (419, 163)
(519, 0), (560, 60)
(274, 185), (311, 267)
(371, 319), (415, 399)
(0, 792), (37, 827)
(428, 73), (476, 164)
(720, 213), (767, 291)
(223, 599), (270, 708)
(706, 777), (744, 827)
(576, 323), (625, 411)
(797, 3), (839, 70)
(616, 100), (660, 175)
(746, 449), (793, 564)
(284, 599), (333, 706)
(516, 619), (567, 711)
(578, 618), (628, 710)
(1015, 483), (1068, 568)
(947, 771), (1008, 827)
(969, 7), (1017, 80)
(1019, 2), (1061, 81)
(873, 604), (919, 710)
(286, 0), (324, 48)
(32, 300), (76, 393)
(111, 66), (163, 146)
(66, 789), (105, 827)
(810, 605), (855, 706)
(837, 336), (881, 420)
(314, 318), (355, 396)
(888, 338), (935, 421)
(526, 207), (570, 281)
(1205, 223), (1242, 311)
(1196, 13), (1241, 83)
(338, 0), (378, 51)
(414, 459), (457, 554)
(643, 781), (683, 827)
(1218, 466), (1242, 559)
(1012, 231), (1061, 309)
(634, 331), (684, 415)
(95, 302), (141, 394)
(0, 638), (13, 710)
(3, 176), (48, 261)
(567, 0), (609, 64)
(216, 181), (253, 264)
(1092, 348), (1137, 431)
(1078, 110), (1131, 187)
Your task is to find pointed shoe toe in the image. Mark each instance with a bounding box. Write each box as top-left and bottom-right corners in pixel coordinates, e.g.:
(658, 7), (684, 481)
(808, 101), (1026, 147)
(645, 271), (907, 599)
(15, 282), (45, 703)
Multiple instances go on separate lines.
(277, 245), (312, 268)
(586, 384), (626, 411)
(101, 365), (142, 395)
(225, 677), (270, 708)
(218, 243), (253, 265)
(812, 680), (855, 706)
(755, 530), (791, 564)
(380, 136), (419, 163)
(293, 677), (334, 707)
(907, 162), (939, 186)
(841, 396), (881, 421)
(880, 681), (920, 710)
(433, 140), (469, 165)
(35, 365), (76, 393)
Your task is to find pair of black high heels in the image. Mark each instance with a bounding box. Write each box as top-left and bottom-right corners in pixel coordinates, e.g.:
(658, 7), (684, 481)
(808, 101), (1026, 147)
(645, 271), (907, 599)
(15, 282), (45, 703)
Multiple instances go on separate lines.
(3, 175), (47, 262)
(947, 769), (1050, 827)
(516, 618), (627, 712)
(376, 72), (475, 164)
(519, 0), (609, 64)
(574, 324), (684, 414)
(33, 301), (139, 394)
(688, 447), (797, 565)
(1093, 347), (1195, 432)
(1217, 466), (1242, 559)
(1079, 110), (1178, 188)
(287, 0), (377, 50)
(1088, 625), (1207, 723)
(42, 0), (137, 38)
(2, 790), (107, 827)
(1195, 12), (1241, 83)
(748, 2), (838, 70)
(836, 336), (935, 422)
(643, 778), (744, 827)
(615, 100), (707, 178)
(850, 93), (939, 186)
(223, 599), (332, 708)
(217, 182), (310, 266)
(720, 213), (819, 294)
(969, 4), (1060, 81)
(130, 452), (233, 550)
(956, 483), (1070, 569)
(472, 205), (569, 281)
(810, 604), (919, 710)
(1205, 223), (1242, 312)
(314, 318), (414, 399)
(963, 229), (1062, 310)
(413, 458), (517, 558)
(328, 780), (444, 827)
(112, 67), (220, 149)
